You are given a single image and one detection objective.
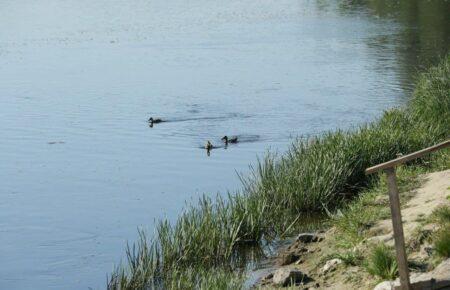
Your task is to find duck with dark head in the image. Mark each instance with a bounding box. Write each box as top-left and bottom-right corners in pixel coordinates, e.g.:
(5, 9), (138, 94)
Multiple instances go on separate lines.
(148, 117), (163, 127)
(221, 135), (238, 145)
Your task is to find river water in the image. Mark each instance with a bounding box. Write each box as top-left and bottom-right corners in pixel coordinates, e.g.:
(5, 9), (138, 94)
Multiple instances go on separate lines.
(0, 0), (448, 289)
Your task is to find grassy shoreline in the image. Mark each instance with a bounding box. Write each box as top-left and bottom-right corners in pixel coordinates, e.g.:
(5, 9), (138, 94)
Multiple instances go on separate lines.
(108, 55), (449, 289)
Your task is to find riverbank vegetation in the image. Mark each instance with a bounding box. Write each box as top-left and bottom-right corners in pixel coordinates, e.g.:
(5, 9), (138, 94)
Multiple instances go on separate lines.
(108, 55), (449, 289)
(432, 206), (450, 259)
(366, 244), (398, 280)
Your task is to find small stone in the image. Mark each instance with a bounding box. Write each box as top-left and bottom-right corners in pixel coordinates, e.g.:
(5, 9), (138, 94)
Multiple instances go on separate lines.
(374, 280), (395, 290)
(297, 247), (308, 254)
(423, 246), (433, 256)
(278, 253), (300, 266)
(296, 233), (323, 243)
(262, 273), (273, 281)
(272, 268), (308, 287)
(322, 258), (343, 273)
(294, 258), (304, 265)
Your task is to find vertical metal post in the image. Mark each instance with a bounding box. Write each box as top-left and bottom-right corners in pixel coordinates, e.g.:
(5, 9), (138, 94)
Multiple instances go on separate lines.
(385, 167), (411, 290)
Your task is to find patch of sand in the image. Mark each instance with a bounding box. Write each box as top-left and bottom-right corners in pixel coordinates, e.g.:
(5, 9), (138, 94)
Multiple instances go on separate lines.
(368, 169), (450, 245)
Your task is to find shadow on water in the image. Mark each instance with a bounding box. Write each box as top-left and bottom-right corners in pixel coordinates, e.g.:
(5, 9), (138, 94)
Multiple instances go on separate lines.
(233, 135), (261, 143)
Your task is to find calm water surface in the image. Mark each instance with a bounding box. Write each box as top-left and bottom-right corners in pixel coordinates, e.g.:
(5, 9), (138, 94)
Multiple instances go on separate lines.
(0, 0), (448, 289)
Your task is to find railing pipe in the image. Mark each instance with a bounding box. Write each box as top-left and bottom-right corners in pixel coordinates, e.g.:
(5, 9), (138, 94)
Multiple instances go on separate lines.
(365, 139), (450, 290)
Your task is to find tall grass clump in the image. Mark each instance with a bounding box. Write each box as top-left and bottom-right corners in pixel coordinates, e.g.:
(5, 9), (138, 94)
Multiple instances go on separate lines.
(430, 205), (450, 225)
(108, 56), (450, 289)
(366, 244), (398, 280)
(434, 229), (450, 258)
(431, 206), (450, 258)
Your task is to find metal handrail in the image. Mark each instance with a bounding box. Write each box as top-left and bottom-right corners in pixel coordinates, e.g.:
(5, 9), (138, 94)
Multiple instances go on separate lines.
(366, 139), (450, 174)
(365, 139), (450, 290)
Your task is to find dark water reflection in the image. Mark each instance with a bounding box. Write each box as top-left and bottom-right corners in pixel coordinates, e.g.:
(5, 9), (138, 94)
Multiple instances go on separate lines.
(0, 0), (448, 289)
(337, 0), (450, 93)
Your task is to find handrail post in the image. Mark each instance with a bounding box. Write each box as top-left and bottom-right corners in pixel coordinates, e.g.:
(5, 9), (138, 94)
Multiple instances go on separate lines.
(384, 167), (411, 290)
(365, 140), (450, 289)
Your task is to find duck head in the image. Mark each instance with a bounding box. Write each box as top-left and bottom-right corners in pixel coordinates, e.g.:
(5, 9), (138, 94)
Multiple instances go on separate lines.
(221, 136), (228, 143)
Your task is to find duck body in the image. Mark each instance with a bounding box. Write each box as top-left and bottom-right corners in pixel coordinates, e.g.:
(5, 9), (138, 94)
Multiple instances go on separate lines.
(148, 117), (163, 124)
(221, 135), (238, 145)
(205, 141), (214, 150)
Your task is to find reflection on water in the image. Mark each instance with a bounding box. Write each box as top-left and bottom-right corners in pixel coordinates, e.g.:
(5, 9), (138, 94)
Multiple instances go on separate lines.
(337, 0), (450, 93)
(0, 0), (448, 289)
(160, 113), (253, 123)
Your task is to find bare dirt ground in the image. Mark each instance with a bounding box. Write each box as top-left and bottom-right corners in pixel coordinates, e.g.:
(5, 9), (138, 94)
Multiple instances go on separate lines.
(368, 170), (450, 246)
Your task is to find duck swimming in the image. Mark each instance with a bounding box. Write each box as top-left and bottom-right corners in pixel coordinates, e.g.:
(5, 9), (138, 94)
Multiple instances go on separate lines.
(221, 135), (238, 145)
(205, 140), (214, 156)
(205, 140), (214, 150)
(148, 117), (163, 127)
(148, 117), (163, 124)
